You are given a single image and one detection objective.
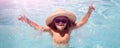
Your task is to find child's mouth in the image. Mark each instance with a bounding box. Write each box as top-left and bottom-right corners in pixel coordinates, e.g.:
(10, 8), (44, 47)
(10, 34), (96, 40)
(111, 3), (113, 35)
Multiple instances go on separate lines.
(58, 24), (64, 26)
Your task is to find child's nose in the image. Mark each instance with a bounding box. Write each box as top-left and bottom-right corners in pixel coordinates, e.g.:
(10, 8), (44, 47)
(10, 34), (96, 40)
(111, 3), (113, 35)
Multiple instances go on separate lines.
(59, 22), (64, 25)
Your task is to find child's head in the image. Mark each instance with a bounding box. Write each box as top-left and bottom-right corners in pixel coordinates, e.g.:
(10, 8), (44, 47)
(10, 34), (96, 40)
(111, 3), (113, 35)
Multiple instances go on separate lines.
(46, 9), (76, 31)
(48, 16), (76, 31)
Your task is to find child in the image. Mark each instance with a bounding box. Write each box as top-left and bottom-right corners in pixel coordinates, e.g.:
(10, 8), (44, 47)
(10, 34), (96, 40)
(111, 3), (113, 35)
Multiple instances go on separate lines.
(18, 3), (94, 47)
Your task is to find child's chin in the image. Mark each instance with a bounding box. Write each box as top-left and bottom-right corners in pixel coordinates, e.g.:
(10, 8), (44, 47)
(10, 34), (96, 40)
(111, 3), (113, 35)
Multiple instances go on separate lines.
(58, 28), (63, 31)
(57, 28), (64, 31)
(56, 26), (65, 31)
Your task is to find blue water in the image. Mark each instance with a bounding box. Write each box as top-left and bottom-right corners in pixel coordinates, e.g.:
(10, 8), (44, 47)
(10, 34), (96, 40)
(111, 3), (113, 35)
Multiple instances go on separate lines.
(0, 0), (120, 48)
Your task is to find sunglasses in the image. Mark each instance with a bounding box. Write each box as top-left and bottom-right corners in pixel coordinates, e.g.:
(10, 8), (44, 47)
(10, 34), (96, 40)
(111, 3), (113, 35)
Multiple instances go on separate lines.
(54, 19), (68, 23)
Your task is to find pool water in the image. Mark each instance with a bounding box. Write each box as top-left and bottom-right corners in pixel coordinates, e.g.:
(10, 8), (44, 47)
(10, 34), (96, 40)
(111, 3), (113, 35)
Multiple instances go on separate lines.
(0, 0), (120, 48)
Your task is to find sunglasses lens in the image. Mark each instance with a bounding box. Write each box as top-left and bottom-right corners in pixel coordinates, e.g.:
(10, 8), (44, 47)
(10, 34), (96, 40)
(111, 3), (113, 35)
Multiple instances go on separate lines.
(55, 19), (67, 23)
(62, 19), (67, 23)
(55, 19), (60, 23)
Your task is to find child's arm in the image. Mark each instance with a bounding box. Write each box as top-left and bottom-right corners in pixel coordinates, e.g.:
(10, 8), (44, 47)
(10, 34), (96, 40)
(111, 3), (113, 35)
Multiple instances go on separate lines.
(18, 15), (50, 32)
(75, 3), (95, 28)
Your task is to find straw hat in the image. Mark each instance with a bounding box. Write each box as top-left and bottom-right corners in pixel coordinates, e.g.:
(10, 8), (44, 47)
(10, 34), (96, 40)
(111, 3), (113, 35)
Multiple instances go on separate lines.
(46, 9), (76, 26)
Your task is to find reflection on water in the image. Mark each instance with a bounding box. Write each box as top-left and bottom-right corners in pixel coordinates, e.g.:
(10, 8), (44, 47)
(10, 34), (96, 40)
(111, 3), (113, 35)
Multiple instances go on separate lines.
(0, 0), (120, 48)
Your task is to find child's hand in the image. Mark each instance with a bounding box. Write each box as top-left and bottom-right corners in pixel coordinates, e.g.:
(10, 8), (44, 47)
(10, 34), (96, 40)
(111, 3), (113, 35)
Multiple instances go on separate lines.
(89, 3), (95, 12)
(18, 15), (28, 22)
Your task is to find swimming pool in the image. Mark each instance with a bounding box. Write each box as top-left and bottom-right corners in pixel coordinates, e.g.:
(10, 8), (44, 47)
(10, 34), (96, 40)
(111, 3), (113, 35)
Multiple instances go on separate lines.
(0, 0), (120, 48)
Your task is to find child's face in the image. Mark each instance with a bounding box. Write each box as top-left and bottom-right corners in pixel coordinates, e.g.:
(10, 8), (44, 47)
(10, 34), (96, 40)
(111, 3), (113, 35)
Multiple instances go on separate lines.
(54, 17), (68, 31)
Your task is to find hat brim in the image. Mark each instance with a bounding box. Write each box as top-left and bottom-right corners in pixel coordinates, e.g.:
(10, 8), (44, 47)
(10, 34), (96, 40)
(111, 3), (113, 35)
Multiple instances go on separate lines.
(46, 9), (76, 26)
